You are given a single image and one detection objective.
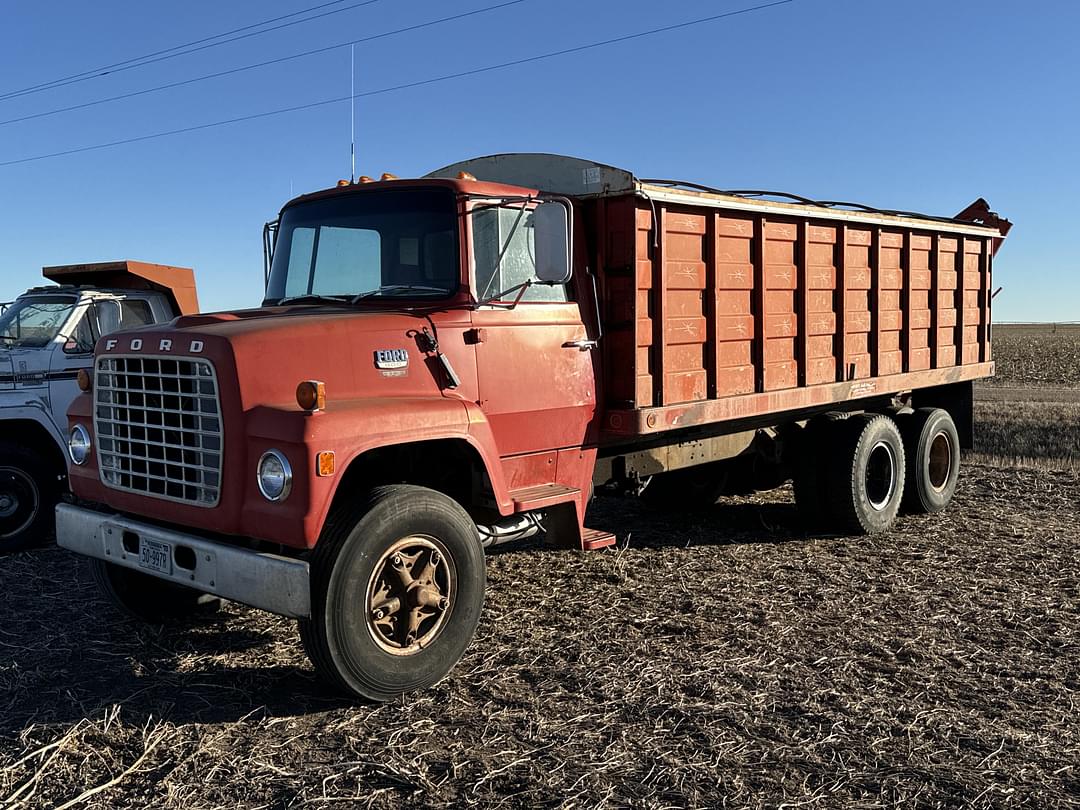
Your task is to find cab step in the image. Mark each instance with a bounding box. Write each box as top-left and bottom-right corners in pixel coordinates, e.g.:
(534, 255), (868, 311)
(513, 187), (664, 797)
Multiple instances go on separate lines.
(581, 528), (616, 550)
(509, 483), (579, 511)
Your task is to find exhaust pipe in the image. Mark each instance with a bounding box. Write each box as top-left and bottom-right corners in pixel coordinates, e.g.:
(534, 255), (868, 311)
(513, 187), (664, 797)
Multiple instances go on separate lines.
(476, 513), (544, 548)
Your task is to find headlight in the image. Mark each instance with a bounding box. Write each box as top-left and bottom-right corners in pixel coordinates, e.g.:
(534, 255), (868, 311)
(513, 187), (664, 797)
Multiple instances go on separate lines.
(257, 450), (292, 501)
(68, 424), (92, 465)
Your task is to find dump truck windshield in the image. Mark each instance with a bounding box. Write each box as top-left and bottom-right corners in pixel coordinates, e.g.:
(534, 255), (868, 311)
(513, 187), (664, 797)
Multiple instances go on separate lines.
(0, 296), (75, 349)
(264, 189), (459, 305)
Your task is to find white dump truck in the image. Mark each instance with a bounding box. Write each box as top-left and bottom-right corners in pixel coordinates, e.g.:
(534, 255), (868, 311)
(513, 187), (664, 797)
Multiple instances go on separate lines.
(0, 261), (197, 552)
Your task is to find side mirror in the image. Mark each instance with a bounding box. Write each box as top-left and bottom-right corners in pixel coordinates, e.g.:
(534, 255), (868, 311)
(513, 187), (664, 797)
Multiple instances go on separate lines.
(533, 200), (572, 285)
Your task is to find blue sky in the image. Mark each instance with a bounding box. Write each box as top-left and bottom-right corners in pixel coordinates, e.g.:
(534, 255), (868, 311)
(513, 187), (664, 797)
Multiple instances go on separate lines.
(1, 0), (1076, 321)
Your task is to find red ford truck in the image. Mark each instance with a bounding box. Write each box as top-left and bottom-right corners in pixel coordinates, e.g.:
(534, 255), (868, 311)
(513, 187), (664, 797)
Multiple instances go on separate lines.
(56, 154), (1010, 701)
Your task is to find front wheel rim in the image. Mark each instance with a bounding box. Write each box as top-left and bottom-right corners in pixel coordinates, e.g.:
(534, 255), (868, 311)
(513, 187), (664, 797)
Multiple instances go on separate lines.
(366, 535), (456, 656)
(0, 467), (39, 540)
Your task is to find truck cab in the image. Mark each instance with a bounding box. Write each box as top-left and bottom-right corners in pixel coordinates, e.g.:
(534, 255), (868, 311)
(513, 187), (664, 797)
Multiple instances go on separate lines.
(1, 262), (197, 552)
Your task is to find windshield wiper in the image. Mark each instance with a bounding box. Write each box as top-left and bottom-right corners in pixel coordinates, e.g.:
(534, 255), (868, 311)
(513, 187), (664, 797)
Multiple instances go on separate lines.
(350, 284), (448, 303)
(275, 293), (353, 306)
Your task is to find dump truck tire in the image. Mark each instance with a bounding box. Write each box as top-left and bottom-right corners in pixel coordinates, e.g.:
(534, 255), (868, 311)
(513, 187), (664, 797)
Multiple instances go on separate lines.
(897, 408), (960, 514)
(826, 413), (906, 535)
(299, 485), (485, 703)
(89, 559), (221, 622)
(0, 441), (60, 554)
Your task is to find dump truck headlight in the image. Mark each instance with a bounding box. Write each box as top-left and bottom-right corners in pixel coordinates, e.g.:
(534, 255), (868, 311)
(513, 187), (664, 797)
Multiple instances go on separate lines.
(257, 450), (292, 502)
(68, 424), (92, 465)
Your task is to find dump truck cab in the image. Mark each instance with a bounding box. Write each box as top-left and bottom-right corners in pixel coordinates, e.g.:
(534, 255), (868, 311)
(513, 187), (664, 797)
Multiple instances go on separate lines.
(0, 262), (197, 552)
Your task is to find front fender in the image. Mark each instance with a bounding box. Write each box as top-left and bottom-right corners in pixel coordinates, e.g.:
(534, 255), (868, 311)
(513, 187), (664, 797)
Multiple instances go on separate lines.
(243, 396), (512, 547)
(0, 400), (66, 451)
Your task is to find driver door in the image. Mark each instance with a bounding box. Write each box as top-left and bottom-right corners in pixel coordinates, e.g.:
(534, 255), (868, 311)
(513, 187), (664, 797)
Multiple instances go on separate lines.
(469, 202), (598, 457)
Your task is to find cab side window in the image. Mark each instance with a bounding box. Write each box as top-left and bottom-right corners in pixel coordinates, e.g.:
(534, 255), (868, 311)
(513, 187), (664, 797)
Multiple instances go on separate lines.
(119, 299), (154, 328)
(473, 207), (569, 303)
(64, 309), (99, 354)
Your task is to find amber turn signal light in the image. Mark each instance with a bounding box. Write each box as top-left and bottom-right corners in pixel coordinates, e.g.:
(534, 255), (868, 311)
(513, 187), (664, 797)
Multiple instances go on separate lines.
(76, 368), (92, 392)
(296, 380), (326, 412)
(316, 451), (336, 477)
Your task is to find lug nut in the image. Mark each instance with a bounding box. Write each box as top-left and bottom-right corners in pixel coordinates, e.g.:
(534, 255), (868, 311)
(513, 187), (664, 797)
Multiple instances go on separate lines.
(430, 551), (441, 566)
(391, 554), (404, 568)
(373, 608), (385, 620)
(438, 597), (450, 611)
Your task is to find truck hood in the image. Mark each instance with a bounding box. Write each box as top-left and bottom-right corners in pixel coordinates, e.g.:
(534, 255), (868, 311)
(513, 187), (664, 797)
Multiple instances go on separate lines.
(96, 305), (473, 409)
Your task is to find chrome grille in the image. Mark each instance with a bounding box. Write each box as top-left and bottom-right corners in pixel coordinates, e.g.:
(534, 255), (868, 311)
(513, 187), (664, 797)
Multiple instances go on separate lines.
(94, 355), (222, 506)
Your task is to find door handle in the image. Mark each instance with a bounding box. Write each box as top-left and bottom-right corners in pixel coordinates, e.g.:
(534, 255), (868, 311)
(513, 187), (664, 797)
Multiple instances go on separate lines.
(563, 339), (598, 351)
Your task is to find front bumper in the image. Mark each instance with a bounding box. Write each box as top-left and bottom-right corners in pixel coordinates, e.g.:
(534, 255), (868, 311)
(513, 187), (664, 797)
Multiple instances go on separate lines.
(56, 504), (311, 618)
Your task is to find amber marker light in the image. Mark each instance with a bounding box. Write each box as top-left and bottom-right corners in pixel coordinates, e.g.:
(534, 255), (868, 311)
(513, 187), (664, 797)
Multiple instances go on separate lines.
(296, 380), (326, 412)
(317, 451), (336, 477)
(457, 171), (477, 181)
(76, 368), (92, 391)
(358, 175), (375, 183)
(336, 179), (350, 187)
(380, 172), (398, 181)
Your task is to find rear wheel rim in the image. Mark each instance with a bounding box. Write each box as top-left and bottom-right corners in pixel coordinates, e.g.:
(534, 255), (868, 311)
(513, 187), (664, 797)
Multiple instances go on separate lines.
(865, 441), (896, 511)
(927, 431), (953, 493)
(0, 467), (39, 540)
(366, 535), (456, 656)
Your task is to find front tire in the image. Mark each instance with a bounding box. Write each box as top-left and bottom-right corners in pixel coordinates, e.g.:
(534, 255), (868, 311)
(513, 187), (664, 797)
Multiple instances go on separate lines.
(299, 485), (486, 702)
(0, 441), (61, 554)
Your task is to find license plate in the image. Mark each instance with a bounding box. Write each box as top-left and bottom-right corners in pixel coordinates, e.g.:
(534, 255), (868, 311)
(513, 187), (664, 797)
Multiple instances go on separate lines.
(139, 538), (172, 575)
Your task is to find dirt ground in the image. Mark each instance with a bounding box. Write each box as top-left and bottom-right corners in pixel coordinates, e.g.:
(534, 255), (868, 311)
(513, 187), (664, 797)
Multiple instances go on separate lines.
(1, 324), (1077, 809)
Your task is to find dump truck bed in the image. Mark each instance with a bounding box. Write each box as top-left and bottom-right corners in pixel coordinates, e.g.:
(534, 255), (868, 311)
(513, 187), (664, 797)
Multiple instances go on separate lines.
(594, 185), (1001, 436)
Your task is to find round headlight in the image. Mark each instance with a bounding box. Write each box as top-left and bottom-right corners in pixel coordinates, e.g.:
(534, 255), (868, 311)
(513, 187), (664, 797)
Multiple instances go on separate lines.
(257, 450), (292, 501)
(68, 424), (92, 465)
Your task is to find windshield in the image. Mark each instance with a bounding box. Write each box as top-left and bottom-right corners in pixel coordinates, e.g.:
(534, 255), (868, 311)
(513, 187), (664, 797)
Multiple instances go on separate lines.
(0, 296), (76, 349)
(264, 188), (459, 305)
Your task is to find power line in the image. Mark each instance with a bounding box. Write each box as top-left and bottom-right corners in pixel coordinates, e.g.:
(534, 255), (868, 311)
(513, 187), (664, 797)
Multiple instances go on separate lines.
(0, 0), (388, 103)
(0, 1), (530, 128)
(0, 1), (795, 169)
(0, 0), (352, 101)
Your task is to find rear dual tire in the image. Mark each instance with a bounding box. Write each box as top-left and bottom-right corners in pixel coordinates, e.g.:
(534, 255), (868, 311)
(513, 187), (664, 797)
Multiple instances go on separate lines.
(826, 414), (906, 534)
(897, 408), (960, 514)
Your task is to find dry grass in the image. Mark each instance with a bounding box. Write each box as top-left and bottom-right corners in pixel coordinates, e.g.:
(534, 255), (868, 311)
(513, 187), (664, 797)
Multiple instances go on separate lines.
(2, 464), (1079, 808)
(974, 400), (1080, 466)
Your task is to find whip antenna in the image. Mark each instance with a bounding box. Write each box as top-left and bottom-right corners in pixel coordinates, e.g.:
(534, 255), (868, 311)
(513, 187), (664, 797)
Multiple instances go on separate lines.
(349, 43), (356, 183)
